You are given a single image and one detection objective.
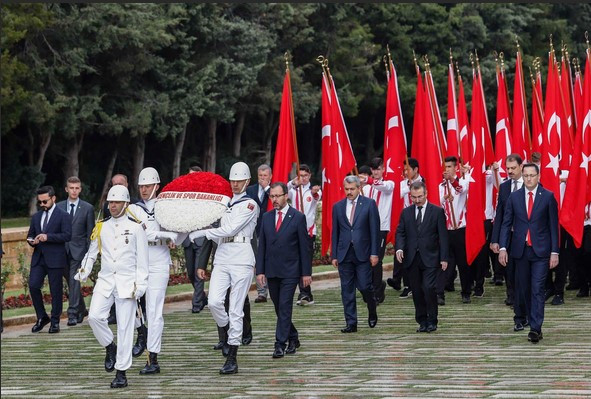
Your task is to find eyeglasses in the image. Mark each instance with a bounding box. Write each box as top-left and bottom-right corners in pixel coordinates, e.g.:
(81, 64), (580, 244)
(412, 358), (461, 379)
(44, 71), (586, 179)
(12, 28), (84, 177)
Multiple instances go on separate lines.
(522, 174), (539, 179)
(269, 194), (287, 199)
(37, 199), (50, 205)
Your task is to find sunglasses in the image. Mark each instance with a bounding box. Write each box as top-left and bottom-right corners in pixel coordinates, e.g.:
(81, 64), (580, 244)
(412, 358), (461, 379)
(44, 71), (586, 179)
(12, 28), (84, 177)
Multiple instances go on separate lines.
(38, 199), (51, 205)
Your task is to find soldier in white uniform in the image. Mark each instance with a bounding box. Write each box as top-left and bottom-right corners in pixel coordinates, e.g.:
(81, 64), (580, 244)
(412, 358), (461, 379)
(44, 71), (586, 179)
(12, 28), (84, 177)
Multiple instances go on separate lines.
(287, 164), (321, 306)
(127, 167), (178, 375)
(75, 185), (149, 389)
(190, 161), (259, 375)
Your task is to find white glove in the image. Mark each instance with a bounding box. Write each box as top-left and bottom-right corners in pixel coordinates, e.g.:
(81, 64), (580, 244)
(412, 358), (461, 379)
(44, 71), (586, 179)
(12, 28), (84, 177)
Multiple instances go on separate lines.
(74, 267), (91, 282)
(157, 231), (178, 241)
(135, 286), (146, 300)
(189, 230), (205, 242)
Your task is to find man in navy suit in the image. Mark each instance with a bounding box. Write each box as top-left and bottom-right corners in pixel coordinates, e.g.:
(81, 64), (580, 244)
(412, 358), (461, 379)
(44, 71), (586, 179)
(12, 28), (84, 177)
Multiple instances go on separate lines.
(395, 181), (448, 333)
(331, 175), (380, 333)
(256, 182), (312, 358)
(246, 164), (272, 303)
(27, 185), (72, 333)
(57, 176), (95, 326)
(490, 154), (525, 322)
(499, 163), (559, 343)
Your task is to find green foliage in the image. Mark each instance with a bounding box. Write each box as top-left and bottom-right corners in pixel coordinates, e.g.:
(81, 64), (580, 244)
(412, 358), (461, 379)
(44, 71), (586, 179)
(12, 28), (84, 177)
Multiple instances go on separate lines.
(1, 262), (14, 298)
(16, 244), (30, 297)
(2, 4), (590, 216)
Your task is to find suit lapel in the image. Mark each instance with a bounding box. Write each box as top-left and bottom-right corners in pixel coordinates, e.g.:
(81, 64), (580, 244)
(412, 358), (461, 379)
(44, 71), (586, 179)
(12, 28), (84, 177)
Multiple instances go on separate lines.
(531, 186), (544, 217)
(277, 207), (295, 233)
(351, 196), (362, 226)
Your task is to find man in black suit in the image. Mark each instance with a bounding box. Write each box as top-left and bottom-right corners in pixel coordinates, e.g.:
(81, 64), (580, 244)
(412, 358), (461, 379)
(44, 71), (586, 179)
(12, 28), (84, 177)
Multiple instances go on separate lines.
(331, 175), (380, 333)
(256, 182), (312, 358)
(27, 185), (72, 333)
(395, 181), (448, 332)
(490, 154), (524, 313)
(57, 176), (95, 326)
(246, 164), (272, 303)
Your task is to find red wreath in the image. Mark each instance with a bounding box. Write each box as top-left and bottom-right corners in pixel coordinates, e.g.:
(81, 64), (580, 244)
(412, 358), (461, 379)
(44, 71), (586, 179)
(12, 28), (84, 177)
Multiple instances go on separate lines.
(161, 172), (232, 197)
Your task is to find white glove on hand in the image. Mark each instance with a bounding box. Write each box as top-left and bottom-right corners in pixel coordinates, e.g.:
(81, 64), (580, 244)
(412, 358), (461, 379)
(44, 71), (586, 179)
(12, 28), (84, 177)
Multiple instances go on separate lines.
(74, 268), (90, 283)
(189, 230), (205, 242)
(135, 287), (146, 300)
(158, 231), (178, 241)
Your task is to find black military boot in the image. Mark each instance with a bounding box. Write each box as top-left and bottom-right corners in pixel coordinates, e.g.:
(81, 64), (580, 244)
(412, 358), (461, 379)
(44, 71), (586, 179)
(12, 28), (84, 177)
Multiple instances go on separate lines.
(213, 325), (225, 350)
(104, 342), (117, 372)
(110, 370), (128, 388)
(139, 352), (160, 375)
(219, 345), (238, 374)
(132, 325), (147, 358)
(220, 324), (230, 357)
(242, 298), (253, 345)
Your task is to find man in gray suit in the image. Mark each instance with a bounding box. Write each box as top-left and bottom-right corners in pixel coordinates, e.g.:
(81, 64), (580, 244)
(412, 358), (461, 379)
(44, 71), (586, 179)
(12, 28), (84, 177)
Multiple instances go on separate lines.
(57, 176), (95, 326)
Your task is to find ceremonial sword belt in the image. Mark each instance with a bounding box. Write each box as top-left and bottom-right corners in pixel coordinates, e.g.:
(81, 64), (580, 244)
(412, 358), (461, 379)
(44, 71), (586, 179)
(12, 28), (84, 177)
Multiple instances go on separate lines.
(148, 239), (167, 246)
(220, 235), (252, 244)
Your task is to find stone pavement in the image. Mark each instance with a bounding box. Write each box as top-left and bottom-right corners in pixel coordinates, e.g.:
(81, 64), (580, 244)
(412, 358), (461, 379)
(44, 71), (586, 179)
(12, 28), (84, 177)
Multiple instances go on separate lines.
(1, 274), (590, 398)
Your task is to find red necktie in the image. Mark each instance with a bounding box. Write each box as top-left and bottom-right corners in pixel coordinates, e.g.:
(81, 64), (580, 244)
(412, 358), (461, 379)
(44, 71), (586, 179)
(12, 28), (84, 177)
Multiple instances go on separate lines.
(276, 210), (283, 231)
(527, 191), (533, 246)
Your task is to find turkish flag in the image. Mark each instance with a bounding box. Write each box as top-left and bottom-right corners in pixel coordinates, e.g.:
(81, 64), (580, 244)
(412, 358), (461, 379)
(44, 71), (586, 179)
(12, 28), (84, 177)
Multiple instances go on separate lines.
(457, 73), (472, 164)
(382, 59), (407, 245)
(560, 49), (591, 248)
(558, 58), (574, 171)
(540, 53), (562, 206)
(512, 49), (532, 162)
(411, 67), (442, 205)
(446, 63), (460, 158)
(270, 70), (298, 194)
(425, 69), (447, 157)
(319, 72), (357, 256)
(465, 67), (487, 265)
(531, 72), (544, 155)
(495, 67), (513, 178)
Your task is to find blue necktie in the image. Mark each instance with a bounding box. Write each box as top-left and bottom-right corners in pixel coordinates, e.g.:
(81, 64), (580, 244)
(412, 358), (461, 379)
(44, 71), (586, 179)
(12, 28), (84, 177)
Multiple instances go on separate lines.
(42, 211), (49, 232)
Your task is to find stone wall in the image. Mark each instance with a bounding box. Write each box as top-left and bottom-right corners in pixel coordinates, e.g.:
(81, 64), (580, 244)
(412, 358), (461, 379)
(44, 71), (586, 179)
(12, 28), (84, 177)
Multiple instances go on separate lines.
(1, 228), (34, 290)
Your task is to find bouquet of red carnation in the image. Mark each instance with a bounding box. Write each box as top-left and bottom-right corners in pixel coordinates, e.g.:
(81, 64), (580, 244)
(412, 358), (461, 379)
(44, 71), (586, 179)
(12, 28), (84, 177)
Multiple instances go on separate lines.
(154, 172), (232, 233)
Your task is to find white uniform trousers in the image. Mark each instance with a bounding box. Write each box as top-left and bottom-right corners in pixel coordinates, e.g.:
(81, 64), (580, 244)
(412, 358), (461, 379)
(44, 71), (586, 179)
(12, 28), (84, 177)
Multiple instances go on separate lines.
(146, 270), (169, 354)
(88, 288), (137, 371)
(208, 263), (254, 346)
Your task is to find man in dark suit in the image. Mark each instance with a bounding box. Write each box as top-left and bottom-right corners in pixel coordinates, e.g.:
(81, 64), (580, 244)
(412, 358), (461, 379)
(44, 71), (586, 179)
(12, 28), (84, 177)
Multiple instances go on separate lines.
(26, 185), (72, 333)
(395, 181), (448, 332)
(331, 175), (380, 333)
(57, 176), (95, 326)
(491, 153), (524, 310)
(246, 163), (272, 303)
(256, 182), (312, 358)
(499, 163), (559, 343)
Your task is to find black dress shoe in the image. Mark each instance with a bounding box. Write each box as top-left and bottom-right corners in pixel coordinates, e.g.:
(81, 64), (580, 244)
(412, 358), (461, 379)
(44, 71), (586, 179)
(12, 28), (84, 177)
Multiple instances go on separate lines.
(340, 325), (357, 333)
(514, 323), (525, 332)
(242, 326), (253, 346)
(110, 370), (128, 388)
(48, 323), (60, 333)
(254, 295), (267, 303)
(528, 330), (542, 343)
(551, 294), (564, 305)
(105, 342), (117, 372)
(387, 278), (401, 291)
(426, 323), (437, 333)
(544, 289), (555, 302)
(77, 309), (89, 324)
(31, 316), (50, 333)
(67, 317), (77, 326)
(368, 316), (378, 328)
(416, 324), (428, 333)
(437, 295), (445, 306)
(272, 346), (285, 358)
(285, 339), (300, 354)
(107, 314), (117, 325)
(505, 296), (514, 306)
(576, 287), (590, 297)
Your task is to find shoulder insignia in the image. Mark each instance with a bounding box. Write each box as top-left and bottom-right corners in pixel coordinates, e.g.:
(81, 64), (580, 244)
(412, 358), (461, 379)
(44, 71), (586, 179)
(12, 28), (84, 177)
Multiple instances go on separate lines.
(99, 216), (111, 223)
(247, 203), (255, 211)
(127, 216), (142, 224)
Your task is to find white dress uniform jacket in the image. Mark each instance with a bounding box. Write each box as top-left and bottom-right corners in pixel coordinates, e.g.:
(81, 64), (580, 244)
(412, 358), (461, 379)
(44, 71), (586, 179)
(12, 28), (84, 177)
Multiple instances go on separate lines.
(362, 178), (394, 231)
(439, 174), (470, 230)
(80, 215), (149, 298)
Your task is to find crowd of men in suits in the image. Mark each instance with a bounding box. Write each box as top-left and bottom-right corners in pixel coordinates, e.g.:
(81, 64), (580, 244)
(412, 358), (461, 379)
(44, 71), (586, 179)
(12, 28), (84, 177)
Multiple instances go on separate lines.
(16, 152), (591, 386)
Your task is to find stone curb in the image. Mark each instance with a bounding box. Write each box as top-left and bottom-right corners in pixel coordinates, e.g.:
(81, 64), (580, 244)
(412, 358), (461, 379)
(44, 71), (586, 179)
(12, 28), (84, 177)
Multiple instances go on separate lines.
(3, 262), (393, 327)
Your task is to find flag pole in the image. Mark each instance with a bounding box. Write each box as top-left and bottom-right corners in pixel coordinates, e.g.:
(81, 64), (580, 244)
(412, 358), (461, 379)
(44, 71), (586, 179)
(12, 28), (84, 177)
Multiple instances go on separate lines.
(285, 52), (304, 211)
(455, 60), (466, 166)
(557, 44), (576, 147)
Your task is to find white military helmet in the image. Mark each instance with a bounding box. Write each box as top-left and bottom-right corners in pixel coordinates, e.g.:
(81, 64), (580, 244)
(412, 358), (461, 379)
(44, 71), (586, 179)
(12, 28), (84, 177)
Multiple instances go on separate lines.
(107, 185), (130, 202)
(138, 167), (160, 185)
(229, 162), (251, 181)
